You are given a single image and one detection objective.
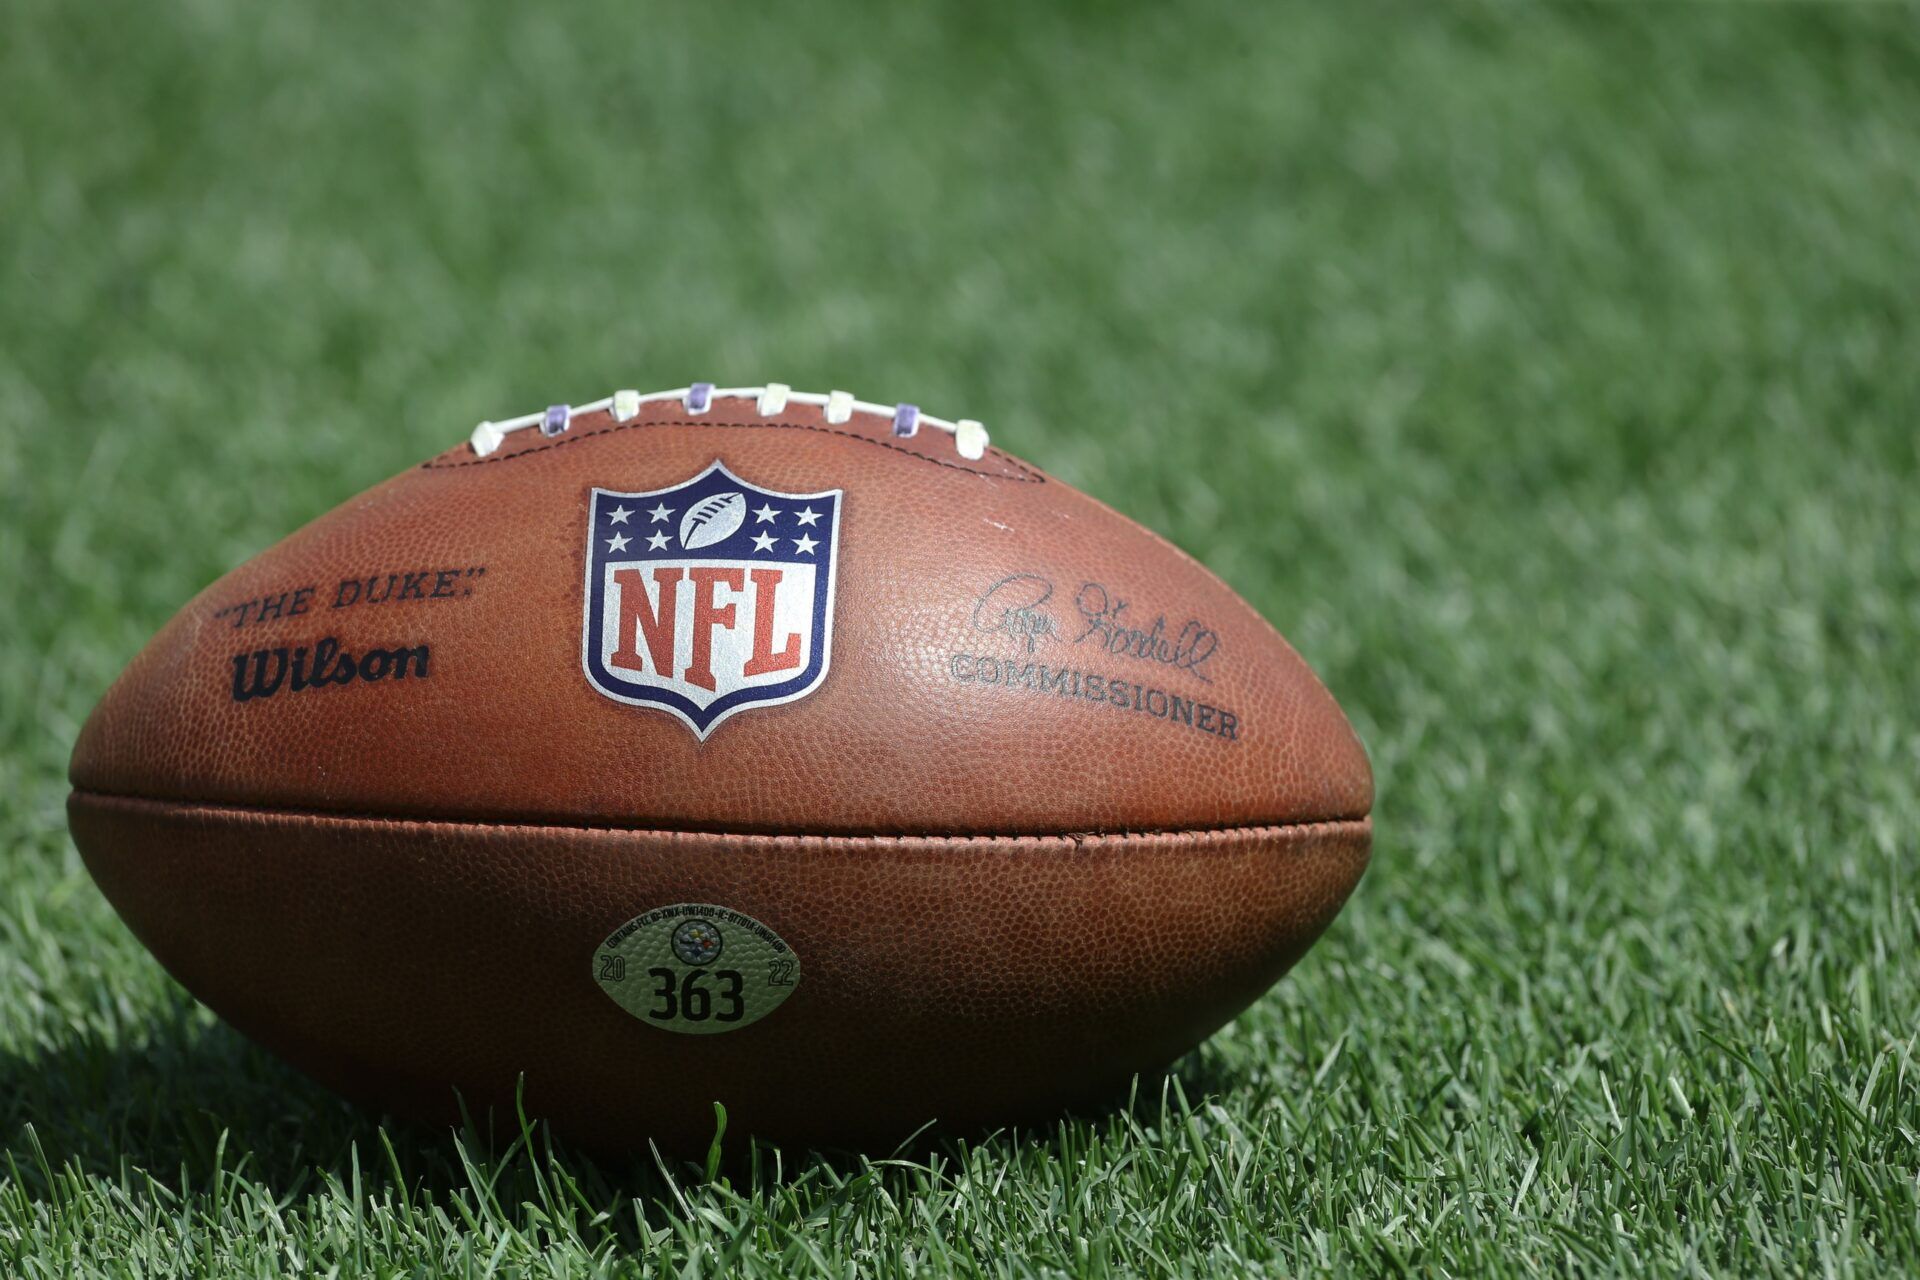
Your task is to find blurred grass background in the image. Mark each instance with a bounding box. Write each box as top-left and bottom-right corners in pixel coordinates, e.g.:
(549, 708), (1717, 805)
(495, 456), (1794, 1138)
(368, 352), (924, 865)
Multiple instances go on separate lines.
(3, 0), (1917, 1274)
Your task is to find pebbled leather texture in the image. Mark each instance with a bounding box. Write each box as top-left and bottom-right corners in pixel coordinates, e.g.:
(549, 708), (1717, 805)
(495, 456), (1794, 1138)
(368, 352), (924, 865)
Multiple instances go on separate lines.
(67, 396), (1375, 1150)
(69, 791), (1370, 1153)
(70, 398), (1371, 835)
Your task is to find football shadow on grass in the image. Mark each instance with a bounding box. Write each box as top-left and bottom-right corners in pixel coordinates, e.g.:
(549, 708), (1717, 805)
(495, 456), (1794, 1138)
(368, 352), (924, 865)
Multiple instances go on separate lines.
(3, 990), (1250, 1229)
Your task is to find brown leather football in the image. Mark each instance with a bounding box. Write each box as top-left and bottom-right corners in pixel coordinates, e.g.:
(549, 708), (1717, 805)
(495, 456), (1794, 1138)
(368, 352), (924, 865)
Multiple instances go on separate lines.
(68, 383), (1373, 1153)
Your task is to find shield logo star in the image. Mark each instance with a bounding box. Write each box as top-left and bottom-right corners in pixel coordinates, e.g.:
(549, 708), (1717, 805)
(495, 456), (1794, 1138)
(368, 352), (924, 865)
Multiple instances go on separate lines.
(581, 461), (842, 738)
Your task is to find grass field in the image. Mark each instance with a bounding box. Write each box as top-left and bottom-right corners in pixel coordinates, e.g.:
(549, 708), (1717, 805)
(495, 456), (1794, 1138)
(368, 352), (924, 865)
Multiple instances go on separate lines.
(4, 0), (1918, 1274)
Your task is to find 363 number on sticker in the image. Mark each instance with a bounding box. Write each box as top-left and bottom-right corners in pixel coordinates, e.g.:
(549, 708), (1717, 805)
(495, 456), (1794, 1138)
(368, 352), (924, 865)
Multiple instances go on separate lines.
(592, 904), (800, 1035)
(646, 967), (744, 1023)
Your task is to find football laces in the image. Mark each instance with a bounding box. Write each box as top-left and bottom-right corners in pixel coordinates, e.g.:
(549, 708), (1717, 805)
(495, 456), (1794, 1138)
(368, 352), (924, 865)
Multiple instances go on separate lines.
(469, 383), (990, 461)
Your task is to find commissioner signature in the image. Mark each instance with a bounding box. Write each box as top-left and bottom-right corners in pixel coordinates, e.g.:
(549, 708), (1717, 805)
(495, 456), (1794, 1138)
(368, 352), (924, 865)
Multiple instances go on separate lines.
(1072, 582), (1218, 683)
(968, 574), (1220, 681)
(969, 574), (1062, 653)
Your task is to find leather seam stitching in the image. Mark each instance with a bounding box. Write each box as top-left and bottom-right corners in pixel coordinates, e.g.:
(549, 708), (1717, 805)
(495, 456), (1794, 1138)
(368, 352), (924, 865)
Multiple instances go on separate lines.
(420, 416), (1046, 483)
(69, 789), (1369, 845)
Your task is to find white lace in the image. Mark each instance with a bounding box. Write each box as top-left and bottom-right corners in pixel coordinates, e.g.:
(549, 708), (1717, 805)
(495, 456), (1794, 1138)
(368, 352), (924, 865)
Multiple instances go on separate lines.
(468, 384), (990, 461)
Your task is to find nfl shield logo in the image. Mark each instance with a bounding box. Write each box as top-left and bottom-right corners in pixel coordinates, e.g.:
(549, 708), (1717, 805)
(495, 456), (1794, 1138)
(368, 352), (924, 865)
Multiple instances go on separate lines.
(581, 461), (842, 738)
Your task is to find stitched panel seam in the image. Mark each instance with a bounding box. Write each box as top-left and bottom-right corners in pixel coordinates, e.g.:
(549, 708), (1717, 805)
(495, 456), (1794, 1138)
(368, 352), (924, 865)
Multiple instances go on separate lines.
(422, 416), (1046, 483)
(71, 789), (1370, 845)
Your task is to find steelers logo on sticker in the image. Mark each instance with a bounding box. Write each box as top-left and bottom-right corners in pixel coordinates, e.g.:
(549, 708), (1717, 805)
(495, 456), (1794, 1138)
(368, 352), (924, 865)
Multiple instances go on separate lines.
(593, 903), (800, 1035)
(671, 918), (725, 966)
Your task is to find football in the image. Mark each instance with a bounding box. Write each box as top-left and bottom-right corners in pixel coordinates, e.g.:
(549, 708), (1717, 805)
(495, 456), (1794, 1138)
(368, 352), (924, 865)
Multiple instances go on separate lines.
(67, 382), (1374, 1153)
